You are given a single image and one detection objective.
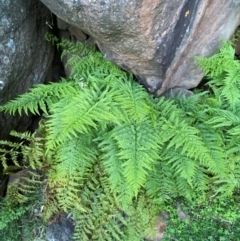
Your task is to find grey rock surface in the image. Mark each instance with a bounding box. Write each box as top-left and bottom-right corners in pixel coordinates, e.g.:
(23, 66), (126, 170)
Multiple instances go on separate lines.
(46, 214), (75, 241)
(40, 0), (240, 95)
(0, 0), (54, 139)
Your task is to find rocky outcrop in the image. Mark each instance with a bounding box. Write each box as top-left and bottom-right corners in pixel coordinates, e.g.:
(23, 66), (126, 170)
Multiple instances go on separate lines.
(0, 0), (54, 140)
(40, 0), (240, 96)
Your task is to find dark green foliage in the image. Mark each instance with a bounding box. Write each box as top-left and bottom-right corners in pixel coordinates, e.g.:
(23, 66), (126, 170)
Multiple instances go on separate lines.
(0, 200), (27, 230)
(162, 196), (240, 241)
(0, 202), (46, 241)
(1, 36), (240, 240)
(0, 151), (46, 241)
(72, 164), (157, 241)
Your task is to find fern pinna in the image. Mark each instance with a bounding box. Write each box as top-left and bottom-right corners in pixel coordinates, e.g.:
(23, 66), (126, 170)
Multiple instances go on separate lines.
(0, 36), (240, 240)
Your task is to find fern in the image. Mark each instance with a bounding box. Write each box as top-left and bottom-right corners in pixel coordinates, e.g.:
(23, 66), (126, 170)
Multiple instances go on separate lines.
(1, 35), (240, 240)
(0, 131), (44, 170)
(0, 80), (78, 115)
(99, 120), (161, 197)
(196, 41), (240, 110)
(45, 84), (118, 150)
(196, 41), (236, 78)
(72, 163), (126, 241)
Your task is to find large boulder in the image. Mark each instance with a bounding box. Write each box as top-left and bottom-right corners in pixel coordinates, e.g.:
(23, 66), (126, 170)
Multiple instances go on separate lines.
(0, 0), (54, 140)
(40, 0), (240, 96)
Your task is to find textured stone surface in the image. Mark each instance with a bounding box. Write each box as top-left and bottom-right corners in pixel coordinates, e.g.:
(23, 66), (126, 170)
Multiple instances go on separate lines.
(0, 0), (53, 139)
(46, 214), (75, 241)
(56, 17), (70, 30)
(68, 25), (87, 42)
(40, 0), (240, 96)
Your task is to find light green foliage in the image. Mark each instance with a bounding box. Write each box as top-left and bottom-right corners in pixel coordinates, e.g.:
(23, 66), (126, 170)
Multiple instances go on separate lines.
(196, 41), (240, 110)
(0, 36), (240, 239)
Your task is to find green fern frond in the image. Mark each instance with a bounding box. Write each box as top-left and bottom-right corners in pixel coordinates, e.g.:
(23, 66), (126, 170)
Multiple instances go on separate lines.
(125, 193), (159, 241)
(212, 173), (239, 197)
(72, 163), (158, 241)
(97, 130), (135, 207)
(198, 124), (226, 174)
(0, 143), (22, 170)
(47, 134), (98, 212)
(146, 160), (181, 203)
(45, 85), (118, 150)
(174, 91), (216, 124)
(0, 131), (44, 170)
(0, 80), (78, 115)
(97, 130), (126, 190)
(70, 51), (104, 79)
(5, 168), (43, 207)
(196, 41), (236, 78)
(42, 198), (59, 223)
(49, 33), (128, 86)
(196, 41), (240, 110)
(221, 71), (240, 110)
(53, 133), (98, 177)
(100, 120), (161, 197)
(192, 166), (210, 198)
(62, 42), (127, 84)
(175, 175), (194, 200)
(72, 163), (126, 241)
(54, 180), (84, 213)
(206, 108), (240, 128)
(59, 37), (96, 61)
(163, 148), (197, 188)
(160, 114), (226, 176)
(112, 80), (155, 123)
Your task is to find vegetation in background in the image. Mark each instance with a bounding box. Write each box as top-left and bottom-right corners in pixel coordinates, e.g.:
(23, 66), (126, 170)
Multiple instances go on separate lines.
(0, 35), (240, 240)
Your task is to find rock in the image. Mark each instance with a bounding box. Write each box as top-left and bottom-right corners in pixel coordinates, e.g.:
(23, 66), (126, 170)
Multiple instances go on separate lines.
(145, 211), (169, 241)
(0, 0), (54, 140)
(56, 17), (70, 30)
(68, 26), (87, 42)
(177, 202), (190, 223)
(40, 0), (240, 95)
(58, 30), (75, 77)
(7, 169), (29, 188)
(46, 214), (75, 241)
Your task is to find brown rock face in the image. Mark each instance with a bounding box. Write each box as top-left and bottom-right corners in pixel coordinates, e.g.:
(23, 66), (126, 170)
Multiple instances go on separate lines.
(40, 0), (240, 95)
(0, 0), (54, 139)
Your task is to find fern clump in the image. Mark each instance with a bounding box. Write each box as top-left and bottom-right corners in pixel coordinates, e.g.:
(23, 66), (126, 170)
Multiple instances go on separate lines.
(1, 36), (240, 240)
(196, 41), (240, 110)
